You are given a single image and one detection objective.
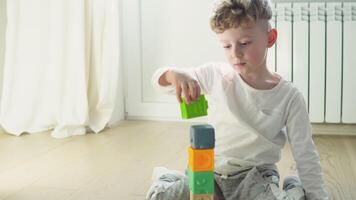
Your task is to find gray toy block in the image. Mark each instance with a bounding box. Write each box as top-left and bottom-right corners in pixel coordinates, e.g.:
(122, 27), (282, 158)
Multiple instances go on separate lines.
(190, 124), (215, 149)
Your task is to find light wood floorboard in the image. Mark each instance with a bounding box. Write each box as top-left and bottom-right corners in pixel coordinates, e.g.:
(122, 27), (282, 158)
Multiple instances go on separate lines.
(0, 120), (355, 199)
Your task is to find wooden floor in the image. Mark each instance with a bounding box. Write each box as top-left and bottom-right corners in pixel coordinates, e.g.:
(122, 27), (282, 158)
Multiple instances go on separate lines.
(0, 120), (355, 200)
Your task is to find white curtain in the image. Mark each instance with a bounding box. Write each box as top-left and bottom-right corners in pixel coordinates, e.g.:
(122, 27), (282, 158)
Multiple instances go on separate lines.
(0, 0), (121, 138)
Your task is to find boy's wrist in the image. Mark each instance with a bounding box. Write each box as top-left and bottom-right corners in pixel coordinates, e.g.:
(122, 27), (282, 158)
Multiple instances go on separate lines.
(165, 70), (177, 85)
(159, 70), (174, 86)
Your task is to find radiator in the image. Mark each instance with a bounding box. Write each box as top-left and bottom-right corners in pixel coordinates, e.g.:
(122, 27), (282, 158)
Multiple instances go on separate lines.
(266, 2), (356, 123)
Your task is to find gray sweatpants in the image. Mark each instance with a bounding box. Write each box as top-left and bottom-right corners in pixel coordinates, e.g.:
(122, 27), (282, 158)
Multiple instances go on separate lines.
(146, 165), (306, 200)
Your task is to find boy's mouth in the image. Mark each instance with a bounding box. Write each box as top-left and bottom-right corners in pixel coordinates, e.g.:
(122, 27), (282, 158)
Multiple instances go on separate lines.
(233, 63), (246, 68)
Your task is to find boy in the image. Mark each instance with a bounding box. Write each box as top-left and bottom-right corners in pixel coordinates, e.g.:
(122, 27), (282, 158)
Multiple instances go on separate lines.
(146, 0), (328, 199)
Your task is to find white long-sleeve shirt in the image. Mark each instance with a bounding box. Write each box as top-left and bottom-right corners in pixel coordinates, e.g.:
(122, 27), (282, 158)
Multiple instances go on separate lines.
(152, 62), (328, 199)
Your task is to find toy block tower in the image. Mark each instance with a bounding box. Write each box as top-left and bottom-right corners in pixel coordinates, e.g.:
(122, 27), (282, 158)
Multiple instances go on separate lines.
(180, 95), (208, 119)
(188, 124), (215, 200)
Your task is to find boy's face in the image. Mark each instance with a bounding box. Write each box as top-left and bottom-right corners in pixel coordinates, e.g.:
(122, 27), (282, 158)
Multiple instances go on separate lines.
(217, 21), (274, 74)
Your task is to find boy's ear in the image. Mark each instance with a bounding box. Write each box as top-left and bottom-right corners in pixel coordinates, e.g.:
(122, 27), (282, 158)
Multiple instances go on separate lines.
(267, 28), (277, 48)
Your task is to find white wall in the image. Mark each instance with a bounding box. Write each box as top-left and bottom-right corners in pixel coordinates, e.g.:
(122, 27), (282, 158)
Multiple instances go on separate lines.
(123, 0), (225, 120)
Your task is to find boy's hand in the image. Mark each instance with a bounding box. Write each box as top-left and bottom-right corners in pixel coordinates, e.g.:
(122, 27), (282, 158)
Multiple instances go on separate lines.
(162, 70), (201, 104)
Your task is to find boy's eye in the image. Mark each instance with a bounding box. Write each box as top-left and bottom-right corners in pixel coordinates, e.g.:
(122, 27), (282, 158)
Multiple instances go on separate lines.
(240, 41), (251, 46)
(223, 45), (231, 49)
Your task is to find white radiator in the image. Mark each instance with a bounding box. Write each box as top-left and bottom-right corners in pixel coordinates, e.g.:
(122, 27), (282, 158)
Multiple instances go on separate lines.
(267, 2), (356, 123)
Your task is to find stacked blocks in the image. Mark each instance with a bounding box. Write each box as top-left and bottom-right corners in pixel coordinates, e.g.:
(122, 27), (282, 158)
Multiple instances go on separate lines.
(180, 95), (208, 119)
(188, 124), (215, 200)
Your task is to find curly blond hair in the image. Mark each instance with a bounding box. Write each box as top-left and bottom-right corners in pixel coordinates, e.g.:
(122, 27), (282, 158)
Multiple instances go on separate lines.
(210, 0), (272, 33)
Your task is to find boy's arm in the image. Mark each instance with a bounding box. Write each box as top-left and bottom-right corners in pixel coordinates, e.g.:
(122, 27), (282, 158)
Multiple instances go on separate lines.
(153, 68), (200, 103)
(151, 64), (216, 102)
(285, 92), (329, 200)
(151, 67), (179, 97)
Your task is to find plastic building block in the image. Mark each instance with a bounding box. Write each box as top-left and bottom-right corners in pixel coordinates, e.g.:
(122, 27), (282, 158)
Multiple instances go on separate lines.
(190, 124), (215, 149)
(190, 193), (214, 200)
(180, 95), (208, 119)
(188, 147), (214, 172)
(187, 168), (214, 194)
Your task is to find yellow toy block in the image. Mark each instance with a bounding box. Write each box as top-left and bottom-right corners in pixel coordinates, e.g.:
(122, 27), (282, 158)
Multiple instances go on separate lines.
(188, 147), (214, 172)
(190, 193), (214, 200)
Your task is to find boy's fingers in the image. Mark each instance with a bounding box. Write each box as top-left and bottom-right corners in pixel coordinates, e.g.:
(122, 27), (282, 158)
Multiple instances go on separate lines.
(181, 83), (191, 104)
(175, 85), (182, 103)
(188, 81), (197, 101)
(196, 83), (201, 99)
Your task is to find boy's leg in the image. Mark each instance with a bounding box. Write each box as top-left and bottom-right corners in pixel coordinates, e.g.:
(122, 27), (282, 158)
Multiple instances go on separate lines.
(214, 166), (254, 199)
(234, 166), (280, 200)
(237, 165), (306, 200)
(146, 167), (190, 200)
(214, 165), (306, 200)
(213, 173), (226, 200)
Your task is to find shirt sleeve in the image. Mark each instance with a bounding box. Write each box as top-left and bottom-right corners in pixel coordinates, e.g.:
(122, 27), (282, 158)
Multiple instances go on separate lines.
(285, 92), (329, 200)
(151, 63), (217, 95)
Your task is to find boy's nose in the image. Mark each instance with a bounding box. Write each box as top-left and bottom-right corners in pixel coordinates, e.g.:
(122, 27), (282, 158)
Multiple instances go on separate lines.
(232, 52), (243, 60)
(232, 47), (243, 58)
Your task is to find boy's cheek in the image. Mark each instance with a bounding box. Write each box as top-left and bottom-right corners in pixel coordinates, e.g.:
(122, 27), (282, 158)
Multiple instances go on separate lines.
(250, 49), (265, 60)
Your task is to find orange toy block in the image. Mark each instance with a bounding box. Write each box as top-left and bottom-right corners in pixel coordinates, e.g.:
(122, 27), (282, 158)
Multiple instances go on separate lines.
(188, 147), (214, 172)
(190, 193), (214, 200)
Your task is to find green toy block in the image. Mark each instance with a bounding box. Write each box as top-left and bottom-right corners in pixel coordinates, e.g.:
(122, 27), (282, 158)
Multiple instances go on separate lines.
(180, 95), (208, 119)
(187, 168), (214, 195)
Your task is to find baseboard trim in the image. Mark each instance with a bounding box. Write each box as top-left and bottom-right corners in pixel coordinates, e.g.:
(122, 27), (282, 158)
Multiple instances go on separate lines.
(312, 123), (356, 136)
(123, 117), (356, 136)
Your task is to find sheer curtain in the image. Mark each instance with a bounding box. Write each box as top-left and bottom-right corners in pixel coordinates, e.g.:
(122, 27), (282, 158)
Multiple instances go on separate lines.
(0, 0), (122, 138)
(0, 0), (5, 100)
